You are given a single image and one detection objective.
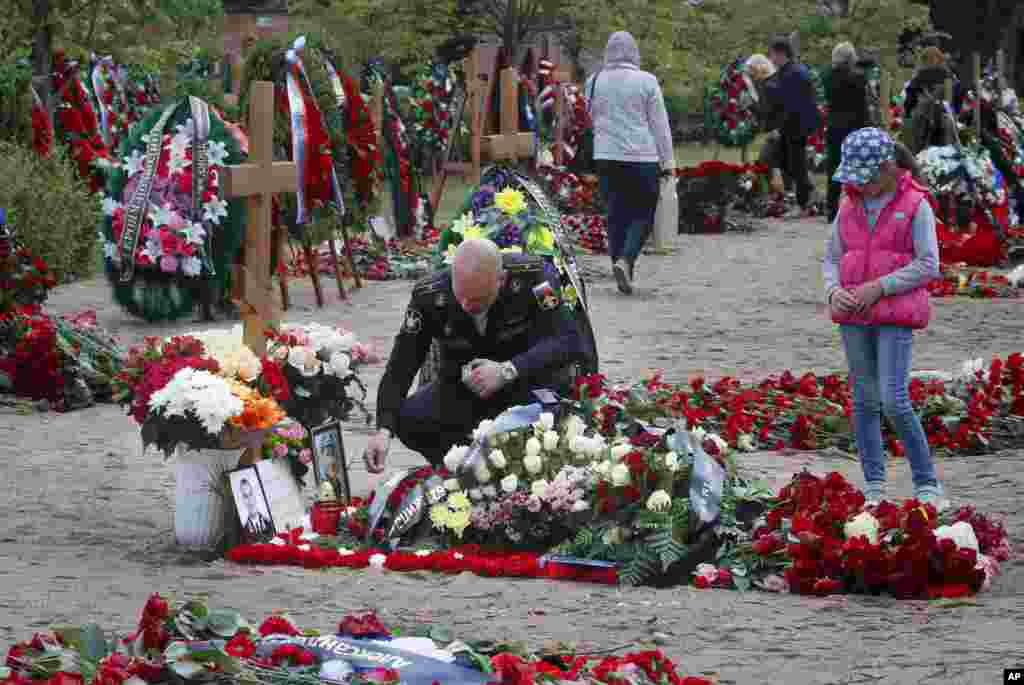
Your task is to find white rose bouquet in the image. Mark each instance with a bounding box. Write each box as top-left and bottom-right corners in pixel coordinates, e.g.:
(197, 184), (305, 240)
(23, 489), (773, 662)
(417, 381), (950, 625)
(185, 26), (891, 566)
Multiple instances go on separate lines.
(263, 322), (381, 427)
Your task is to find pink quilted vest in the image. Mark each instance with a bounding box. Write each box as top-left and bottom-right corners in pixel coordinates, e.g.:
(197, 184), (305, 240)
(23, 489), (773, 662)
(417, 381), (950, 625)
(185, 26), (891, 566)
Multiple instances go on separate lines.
(831, 172), (931, 329)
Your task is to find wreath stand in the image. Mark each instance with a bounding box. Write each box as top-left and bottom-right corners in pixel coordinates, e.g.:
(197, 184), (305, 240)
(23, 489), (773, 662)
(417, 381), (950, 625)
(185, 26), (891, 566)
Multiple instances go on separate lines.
(430, 45), (537, 212)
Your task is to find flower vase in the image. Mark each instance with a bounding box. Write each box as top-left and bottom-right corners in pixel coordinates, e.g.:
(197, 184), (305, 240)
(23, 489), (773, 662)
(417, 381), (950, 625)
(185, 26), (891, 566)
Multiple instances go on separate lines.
(174, 447), (241, 549)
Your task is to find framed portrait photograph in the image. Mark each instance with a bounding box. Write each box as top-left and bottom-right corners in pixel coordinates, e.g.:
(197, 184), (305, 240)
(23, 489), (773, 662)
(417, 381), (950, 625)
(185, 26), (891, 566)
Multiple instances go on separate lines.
(311, 420), (351, 504)
(228, 466), (276, 542)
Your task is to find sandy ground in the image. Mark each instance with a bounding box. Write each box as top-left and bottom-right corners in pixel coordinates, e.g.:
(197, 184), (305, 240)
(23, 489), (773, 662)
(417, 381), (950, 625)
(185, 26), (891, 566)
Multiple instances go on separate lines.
(1, 216), (1021, 684)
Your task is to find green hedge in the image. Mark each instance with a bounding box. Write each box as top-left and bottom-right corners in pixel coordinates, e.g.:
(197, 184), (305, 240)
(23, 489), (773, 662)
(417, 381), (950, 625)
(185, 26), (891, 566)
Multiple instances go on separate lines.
(0, 141), (101, 284)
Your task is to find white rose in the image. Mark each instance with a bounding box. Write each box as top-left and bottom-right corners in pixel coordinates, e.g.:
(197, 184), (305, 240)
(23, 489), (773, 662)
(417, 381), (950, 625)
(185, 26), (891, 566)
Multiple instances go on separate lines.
(564, 415), (585, 438)
(474, 419), (495, 440)
(646, 489), (671, 512)
(568, 435), (586, 454)
(525, 437), (541, 457)
(523, 453), (543, 475)
(482, 485), (497, 498)
(934, 521), (980, 552)
(737, 433), (755, 452)
(443, 478), (461, 492)
(610, 463), (630, 487)
(843, 511), (880, 545)
(585, 436), (605, 459)
(610, 443), (631, 460)
(531, 479), (549, 497)
(602, 526), (624, 545)
(538, 412), (555, 431)
(288, 346), (321, 376)
(473, 461), (492, 483)
(488, 449), (508, 469)
(571, 500), (590, 512)
(500, 474), (519, 494)
(594, 460), (612, 477)
(443, 444), (468, 472)
(327, 351), (351, 377)
(469, 488), (483, 501)
(542, 431), (560, 451)
(664, 451), (680, 471)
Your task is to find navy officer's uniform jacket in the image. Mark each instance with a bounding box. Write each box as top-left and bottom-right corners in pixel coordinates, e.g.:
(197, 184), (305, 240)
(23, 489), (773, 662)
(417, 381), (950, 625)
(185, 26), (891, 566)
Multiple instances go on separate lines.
(376, 254), (582, 465)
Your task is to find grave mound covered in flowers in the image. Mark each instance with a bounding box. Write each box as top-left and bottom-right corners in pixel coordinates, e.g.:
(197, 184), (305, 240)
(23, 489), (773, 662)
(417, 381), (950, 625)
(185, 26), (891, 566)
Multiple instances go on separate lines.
(229, 367), (1013, 597)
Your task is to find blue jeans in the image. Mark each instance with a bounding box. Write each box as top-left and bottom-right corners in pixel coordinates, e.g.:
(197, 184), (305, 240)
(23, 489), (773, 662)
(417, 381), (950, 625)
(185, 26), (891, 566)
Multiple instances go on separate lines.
(839, 324), (942, 498)
(598, 160), (660, 265)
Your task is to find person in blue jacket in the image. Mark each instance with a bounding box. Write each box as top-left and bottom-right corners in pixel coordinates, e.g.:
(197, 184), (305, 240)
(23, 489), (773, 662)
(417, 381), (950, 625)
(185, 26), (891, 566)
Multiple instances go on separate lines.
(764, 35), (821, 215)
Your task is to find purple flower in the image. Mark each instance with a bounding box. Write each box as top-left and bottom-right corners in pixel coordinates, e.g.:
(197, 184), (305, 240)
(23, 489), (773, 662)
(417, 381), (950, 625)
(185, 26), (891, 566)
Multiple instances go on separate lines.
(159, 255), (178, 273)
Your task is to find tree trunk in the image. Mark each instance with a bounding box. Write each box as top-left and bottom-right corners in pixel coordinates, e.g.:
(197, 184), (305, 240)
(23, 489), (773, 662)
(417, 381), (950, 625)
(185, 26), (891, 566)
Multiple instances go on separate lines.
(30, 0), (54, 115)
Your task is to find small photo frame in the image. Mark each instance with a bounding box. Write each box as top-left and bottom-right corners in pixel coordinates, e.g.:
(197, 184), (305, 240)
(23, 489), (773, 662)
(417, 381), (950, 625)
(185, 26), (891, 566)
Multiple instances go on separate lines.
(228, 465), (276, 543)
(311, 420), (351, 504)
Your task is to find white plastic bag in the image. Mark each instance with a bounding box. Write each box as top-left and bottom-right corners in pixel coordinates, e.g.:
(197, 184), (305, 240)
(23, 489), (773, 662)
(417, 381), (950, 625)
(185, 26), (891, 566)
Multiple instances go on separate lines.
(652, 176), (678, 250)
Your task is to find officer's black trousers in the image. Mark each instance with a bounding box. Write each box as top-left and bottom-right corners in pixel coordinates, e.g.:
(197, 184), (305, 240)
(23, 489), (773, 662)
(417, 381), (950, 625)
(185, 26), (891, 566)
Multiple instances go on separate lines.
(395, 377), (556, 467)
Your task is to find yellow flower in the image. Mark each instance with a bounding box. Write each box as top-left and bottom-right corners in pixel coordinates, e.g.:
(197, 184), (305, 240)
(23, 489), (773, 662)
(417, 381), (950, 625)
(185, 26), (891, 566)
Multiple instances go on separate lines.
(429, 503), (451, 529)
(447, 510), (471, 537)
(448, 492), (471, 510)
(563, 284), (578, 307)
(526, 226), (555, 252)
(494, 187), (527, 215)
(444, 244), (458, 264)
(463, 225), (486, 241)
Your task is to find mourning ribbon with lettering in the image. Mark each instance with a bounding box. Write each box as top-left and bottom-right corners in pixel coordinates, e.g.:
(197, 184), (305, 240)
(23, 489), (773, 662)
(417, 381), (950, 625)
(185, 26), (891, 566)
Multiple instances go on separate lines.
(187, 96), (216, 276)
(116, 102), (179, 283)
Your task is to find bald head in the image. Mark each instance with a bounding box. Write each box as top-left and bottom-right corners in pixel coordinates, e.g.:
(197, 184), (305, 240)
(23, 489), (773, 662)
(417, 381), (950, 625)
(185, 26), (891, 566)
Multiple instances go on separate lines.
(452, 239), (504, 315)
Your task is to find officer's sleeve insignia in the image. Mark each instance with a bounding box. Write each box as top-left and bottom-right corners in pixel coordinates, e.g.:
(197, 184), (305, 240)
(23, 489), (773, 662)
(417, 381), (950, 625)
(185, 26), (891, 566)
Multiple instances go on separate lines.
(402, 307), (423, 334)
(531, 280), (560, 310)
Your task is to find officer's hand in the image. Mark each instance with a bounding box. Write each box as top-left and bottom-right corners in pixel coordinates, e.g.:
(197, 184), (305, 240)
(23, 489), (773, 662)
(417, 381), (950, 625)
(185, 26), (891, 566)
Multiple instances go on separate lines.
(363, 430), (390, 474)
(468, 360), (506, 399)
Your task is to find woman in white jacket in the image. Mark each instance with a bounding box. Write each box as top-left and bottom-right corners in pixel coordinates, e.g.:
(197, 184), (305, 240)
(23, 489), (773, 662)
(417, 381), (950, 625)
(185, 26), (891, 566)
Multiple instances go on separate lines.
(586, 31), (675, 294)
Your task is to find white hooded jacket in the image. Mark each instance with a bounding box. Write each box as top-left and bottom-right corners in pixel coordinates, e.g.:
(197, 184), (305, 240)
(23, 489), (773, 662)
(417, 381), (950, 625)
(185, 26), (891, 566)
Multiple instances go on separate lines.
(585, 32), (674, 165)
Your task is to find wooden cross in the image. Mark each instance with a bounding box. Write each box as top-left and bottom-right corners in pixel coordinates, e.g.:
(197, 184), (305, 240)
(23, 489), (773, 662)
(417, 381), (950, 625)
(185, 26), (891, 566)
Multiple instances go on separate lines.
(223, 80), (298, 356)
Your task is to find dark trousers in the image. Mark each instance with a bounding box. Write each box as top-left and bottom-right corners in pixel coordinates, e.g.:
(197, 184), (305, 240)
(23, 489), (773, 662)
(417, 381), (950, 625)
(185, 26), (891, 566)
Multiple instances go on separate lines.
(827, 127), (855, 221)
(598, 160), (659, 268)
(780, 132), (814, 208)
(395, 378), (555, 467)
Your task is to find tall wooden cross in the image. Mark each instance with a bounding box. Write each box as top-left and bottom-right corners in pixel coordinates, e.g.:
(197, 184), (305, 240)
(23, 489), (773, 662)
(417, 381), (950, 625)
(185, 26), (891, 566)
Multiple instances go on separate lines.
(223, 81), (298, 356)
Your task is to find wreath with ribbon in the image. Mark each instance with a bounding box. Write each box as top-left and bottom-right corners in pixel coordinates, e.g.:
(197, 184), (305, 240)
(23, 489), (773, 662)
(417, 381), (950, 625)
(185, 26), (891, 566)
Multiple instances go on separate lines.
(364, 61), (426, 239)
(407, 62), (466, 155)
(50, 53), (112, 192)
(706, 56), (759, 148)
(100, 99), (245, 322)
(239, 36), (345, 247)
(535, 80), (590, 166)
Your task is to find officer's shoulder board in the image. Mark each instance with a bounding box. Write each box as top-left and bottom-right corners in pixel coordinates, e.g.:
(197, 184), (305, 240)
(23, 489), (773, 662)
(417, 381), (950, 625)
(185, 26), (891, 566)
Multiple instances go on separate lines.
(412, 270), (448, 299)
(503, 254), (545, 276)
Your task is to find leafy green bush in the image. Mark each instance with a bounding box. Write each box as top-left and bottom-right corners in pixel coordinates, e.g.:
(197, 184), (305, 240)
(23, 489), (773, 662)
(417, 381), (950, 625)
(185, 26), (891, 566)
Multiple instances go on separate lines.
(0, 141), (101, 283)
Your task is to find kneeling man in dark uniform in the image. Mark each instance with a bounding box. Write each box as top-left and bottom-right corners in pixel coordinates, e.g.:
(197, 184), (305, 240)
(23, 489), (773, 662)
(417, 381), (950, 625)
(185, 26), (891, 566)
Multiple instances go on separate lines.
(363, 239), (583, 471)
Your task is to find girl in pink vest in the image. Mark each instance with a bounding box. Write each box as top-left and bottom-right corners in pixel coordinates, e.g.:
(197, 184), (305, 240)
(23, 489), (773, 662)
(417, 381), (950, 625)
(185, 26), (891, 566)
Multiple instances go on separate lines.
(822, 127), (947, 510)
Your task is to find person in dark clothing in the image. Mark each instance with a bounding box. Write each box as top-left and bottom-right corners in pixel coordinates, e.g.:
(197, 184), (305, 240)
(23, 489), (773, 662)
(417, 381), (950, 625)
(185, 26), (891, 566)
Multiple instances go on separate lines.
(825, 42), (871, 220)
(903, 47), (960, 121)
(363, 239), (584, 470)
(765, 35), (821, 213)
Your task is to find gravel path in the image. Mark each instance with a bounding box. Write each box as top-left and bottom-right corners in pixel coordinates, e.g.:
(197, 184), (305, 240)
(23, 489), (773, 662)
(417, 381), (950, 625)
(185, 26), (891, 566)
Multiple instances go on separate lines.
(1, 216), (1020, 684)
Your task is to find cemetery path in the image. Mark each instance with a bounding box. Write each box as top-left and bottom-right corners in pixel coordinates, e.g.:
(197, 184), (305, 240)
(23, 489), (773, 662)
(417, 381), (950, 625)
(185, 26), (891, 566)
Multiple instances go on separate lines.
(2, 217), (1021, 684)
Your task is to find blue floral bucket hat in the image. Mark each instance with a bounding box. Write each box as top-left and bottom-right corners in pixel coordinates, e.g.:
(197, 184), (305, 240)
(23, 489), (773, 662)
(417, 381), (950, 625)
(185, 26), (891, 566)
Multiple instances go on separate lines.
(833, 127), (896, 185)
